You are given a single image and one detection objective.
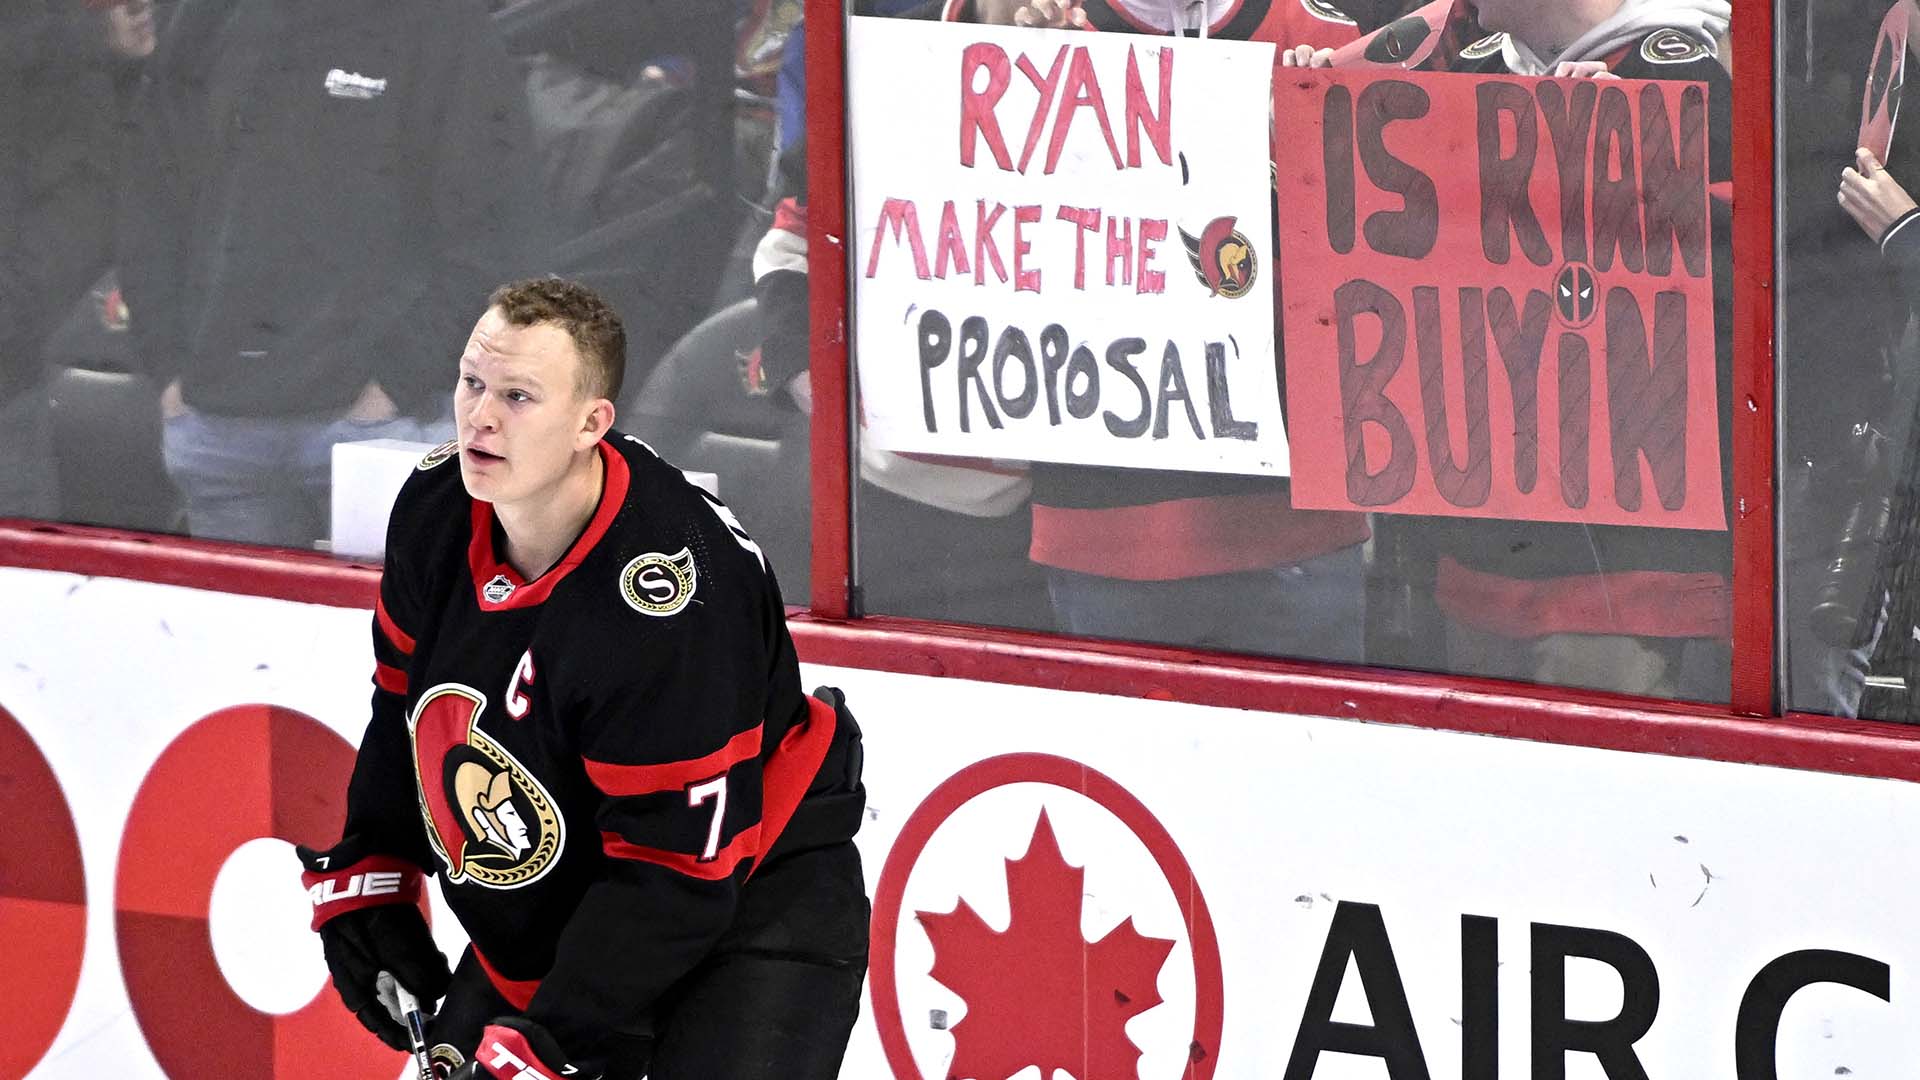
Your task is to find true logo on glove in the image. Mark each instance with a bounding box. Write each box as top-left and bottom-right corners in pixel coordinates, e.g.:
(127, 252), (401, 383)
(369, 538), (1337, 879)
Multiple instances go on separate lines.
(484, 1042), (552, 1080)
(307, 869), (406, 907)
(409, 684), (564, 889)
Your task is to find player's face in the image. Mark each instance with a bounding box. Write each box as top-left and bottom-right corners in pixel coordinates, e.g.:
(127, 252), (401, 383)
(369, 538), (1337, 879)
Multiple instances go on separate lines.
(454, 307), (609, 507)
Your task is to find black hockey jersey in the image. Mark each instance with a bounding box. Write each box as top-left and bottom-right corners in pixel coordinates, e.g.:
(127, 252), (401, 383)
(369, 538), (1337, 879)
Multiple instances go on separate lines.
(340, 432), (862, 1060)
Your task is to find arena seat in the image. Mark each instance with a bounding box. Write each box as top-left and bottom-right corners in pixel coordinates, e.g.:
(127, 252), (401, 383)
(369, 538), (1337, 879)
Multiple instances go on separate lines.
(47, 367), (181, 533)
(620, 298), (811, 604)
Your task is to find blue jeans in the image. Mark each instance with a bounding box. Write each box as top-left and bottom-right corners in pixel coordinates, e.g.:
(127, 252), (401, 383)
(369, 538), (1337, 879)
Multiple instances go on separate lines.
(163, 408), (452, 548)
(1045, 545), (1366, 662)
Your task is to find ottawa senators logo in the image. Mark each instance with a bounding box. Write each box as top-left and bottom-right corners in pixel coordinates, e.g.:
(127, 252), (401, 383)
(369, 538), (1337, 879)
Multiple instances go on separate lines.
(417, 440), (458, 471)
(1640, 28), (1709, 65)
(427, 1044), (465, 1078)
(620, 548), (699, 616)
(1179, 216), (1257, 299)
(409, 684), (564, 889)
(1459, 32), (1506, 61)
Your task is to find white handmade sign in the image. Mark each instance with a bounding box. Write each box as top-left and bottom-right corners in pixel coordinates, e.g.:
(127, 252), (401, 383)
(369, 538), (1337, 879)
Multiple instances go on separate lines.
(849, 16), (1288, 475)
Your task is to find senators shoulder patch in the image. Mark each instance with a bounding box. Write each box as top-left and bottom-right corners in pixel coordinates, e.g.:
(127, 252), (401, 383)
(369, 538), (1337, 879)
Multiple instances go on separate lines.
(417, 439), (458, 471)
(1640, 27), (1709, 65)
(1299, 0), (1356, 26)
(621, 548), (699, 617)
(1460, 32), (1507, 61)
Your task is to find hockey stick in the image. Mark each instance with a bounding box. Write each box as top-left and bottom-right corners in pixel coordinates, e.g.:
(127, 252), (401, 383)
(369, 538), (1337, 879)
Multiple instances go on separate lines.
(388, 976), (434, 1080)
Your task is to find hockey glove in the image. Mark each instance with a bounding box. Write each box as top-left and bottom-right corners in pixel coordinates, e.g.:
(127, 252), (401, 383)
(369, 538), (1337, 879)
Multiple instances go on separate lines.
(452, 1017), (599, 1080)
(297, 839), (450, 1051)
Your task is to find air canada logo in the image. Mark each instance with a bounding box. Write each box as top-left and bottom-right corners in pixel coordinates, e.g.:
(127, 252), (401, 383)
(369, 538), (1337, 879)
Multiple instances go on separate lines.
(1554, 262), (1598, 327)
(417, 440), (457, 471)
(871, 754), (1223, 1080)
(1641, 28), (1708, 65)
(409, 685), (563, 889)
(1180, 216), (1257, 299)
(621, 548), (699, 616)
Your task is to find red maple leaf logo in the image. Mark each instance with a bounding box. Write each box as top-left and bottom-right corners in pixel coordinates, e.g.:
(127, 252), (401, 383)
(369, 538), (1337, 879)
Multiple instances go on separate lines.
(916, 809), (1178, 1080)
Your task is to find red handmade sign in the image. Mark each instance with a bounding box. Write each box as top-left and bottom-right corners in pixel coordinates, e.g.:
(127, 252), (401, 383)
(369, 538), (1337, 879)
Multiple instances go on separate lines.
(1275, 68), (1724, 529)
(1861, 1), (1910, 164)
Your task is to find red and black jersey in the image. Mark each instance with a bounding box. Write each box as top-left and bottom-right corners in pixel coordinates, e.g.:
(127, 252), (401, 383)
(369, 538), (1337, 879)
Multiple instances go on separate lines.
(341, 432), (861, 1061)
(1424, 26), (1735, 639)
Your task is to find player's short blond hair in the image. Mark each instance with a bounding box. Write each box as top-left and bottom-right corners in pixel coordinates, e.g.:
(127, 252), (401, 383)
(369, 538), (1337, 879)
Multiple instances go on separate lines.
(487, 277), (628, 402)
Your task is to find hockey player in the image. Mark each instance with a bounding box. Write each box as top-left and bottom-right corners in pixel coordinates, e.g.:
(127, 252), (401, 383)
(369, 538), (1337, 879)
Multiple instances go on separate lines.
(296, 278), (869, 1080)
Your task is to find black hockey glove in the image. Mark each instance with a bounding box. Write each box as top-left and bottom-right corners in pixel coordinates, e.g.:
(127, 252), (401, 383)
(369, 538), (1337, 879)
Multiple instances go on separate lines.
(296, 839), (450, 1051)
(451, 1017), (599, 1080)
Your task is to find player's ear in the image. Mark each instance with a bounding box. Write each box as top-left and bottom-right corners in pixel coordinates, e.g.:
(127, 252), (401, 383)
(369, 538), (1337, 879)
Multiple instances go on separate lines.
(579, 396), (615, 448)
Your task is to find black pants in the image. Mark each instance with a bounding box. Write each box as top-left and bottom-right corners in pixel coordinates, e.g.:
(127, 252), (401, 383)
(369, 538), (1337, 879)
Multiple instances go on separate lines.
(427, 841), (869, 1080)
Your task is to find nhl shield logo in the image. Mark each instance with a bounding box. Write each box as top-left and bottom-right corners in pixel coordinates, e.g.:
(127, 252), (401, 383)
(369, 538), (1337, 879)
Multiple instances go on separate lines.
(409, 684), (564, 889)
(482, 574), (516, 605)
(621, 548), (699, 617)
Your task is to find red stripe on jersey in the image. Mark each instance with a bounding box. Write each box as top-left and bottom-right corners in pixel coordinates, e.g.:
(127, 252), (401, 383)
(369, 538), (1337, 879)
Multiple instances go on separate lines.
(472, 945), (540, 1011)
(467, 440), (631, 611)
(373, 661), (408, 695)
(753, 693), (839, 875)
(374, 591), (414, 654)
(602, 825), (762, 880)
(583, 727), (763, 797)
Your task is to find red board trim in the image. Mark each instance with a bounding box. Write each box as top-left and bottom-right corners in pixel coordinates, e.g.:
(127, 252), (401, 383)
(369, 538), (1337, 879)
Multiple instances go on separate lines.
(1728, 0), (1777, 717)
(9, 520), (1920, 784)
(805, 0), (852, 619)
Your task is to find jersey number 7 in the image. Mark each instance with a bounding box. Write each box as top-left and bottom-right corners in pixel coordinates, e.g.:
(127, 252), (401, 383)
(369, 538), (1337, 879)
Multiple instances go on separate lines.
(687, 776), (728, 862)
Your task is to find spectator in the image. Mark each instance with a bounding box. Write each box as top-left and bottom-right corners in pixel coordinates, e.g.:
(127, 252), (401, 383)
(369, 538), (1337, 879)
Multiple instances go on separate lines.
(117, 0), (538, 547)
(1836, 144), (1920, 719)
(0, 2), (135, 519)
(1411, 0), (1736, 699)
(950, 0), (1372, 659)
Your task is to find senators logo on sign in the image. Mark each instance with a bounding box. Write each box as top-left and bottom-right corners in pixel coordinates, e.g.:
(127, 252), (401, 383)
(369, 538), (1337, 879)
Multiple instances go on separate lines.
(621, 548), (699, 617)
(1180, 215), (1257, 299)
(409, 685), (563, 889)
